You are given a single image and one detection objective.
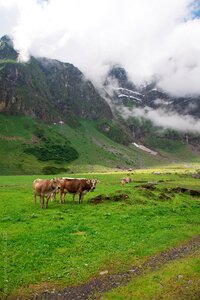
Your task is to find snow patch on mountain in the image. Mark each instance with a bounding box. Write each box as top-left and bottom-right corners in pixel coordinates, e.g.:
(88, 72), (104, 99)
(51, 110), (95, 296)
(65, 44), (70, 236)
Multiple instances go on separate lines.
(133, 143), (158, 155)
(118, 94), (142, 102)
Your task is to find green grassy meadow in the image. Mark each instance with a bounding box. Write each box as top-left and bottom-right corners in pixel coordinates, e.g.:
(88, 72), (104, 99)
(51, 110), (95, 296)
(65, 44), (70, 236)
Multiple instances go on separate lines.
(0, 167), (200, 298)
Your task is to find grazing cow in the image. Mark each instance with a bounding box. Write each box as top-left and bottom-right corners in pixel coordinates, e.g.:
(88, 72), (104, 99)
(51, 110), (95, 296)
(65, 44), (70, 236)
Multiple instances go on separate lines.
(50, 177), (64, 201)
(50, 177), (77, 202)
(33, 178), (62, 208)
(59, 178), (98, 204)
(120, 177), (132, 186)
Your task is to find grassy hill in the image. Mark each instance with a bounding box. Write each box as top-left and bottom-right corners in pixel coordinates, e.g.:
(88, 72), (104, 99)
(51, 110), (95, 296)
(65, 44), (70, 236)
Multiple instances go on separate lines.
(0, 113), (200, 175)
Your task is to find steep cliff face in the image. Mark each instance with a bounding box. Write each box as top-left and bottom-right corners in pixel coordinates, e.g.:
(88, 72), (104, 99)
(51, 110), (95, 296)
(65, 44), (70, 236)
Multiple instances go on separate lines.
(0, 57), (59, 121)
(0, 35), (18, 60)
(0, 36), (112, 122)
(37, 58), (112, 121)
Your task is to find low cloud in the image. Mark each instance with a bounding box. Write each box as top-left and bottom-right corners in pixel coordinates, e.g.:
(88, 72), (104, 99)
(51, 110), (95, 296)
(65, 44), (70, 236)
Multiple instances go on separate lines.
(119, 106), (200, 133)
(0, 0), (200, 96)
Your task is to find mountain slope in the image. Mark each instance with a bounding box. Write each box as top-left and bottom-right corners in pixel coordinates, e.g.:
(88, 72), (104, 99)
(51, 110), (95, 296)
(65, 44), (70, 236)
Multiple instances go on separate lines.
(1, 113), (200, 175)
(0, 36), (112, 123)
(0, 114), (170, 175)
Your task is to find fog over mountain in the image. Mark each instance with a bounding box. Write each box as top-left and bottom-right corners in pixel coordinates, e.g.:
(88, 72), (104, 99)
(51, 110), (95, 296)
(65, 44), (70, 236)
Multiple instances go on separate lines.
(119, 106), (200, 133)
(1, 0), (200, 97)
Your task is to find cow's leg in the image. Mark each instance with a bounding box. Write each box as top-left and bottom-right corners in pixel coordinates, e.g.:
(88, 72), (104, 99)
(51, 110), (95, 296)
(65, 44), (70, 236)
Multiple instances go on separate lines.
(42, 196), (45, 209)
(72, 194), (75, 204)
(78, 192), (82, 204)
(60, 189), (63, 204)
(51, 190), (57, 202)
(46, 195), (51, 208)
(34, 193), (37, 205)
(50, 192), (54, 202)
(80, 191), (86, 204)
(40, 195), (44, 209)
(81, 194), (84, 204)
(61, 192), (65, 204)
(63, 192), (66, 203)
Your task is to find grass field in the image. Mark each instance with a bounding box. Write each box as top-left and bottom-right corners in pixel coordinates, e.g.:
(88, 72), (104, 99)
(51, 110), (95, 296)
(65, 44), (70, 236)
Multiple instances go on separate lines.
(0, 167), (200, 299)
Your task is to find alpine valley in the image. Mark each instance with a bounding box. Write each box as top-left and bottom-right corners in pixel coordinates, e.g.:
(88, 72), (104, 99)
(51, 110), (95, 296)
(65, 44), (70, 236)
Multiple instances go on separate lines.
(0, 35), (200, 175)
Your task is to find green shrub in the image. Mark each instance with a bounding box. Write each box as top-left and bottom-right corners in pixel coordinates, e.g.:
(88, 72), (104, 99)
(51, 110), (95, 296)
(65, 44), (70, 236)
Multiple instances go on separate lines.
(42, 166), (70, 175)
(23, 122), (79, 164)
(24, 142), (79, 163)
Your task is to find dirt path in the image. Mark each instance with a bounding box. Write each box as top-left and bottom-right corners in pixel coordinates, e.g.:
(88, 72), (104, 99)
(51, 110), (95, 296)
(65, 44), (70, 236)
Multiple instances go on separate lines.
(34, 235), (200, 300)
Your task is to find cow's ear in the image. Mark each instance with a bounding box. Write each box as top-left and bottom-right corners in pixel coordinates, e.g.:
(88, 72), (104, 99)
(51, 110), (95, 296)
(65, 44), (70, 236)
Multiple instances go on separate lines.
(86, 180), (90, 184)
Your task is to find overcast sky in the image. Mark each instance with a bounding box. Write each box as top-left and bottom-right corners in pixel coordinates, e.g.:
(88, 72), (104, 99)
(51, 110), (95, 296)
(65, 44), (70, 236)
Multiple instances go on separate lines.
(0, 0), (200, 97)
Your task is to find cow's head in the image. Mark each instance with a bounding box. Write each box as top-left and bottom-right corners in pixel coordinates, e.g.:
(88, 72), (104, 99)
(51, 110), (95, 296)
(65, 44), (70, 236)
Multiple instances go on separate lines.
(87, 179), (98, 192)
(51, 178), (63, 191)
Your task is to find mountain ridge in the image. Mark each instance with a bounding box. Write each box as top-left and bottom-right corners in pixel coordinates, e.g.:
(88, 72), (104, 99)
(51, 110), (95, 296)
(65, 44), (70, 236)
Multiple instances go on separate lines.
(104, 65), (200, 118)
(0, 36), (112, 123)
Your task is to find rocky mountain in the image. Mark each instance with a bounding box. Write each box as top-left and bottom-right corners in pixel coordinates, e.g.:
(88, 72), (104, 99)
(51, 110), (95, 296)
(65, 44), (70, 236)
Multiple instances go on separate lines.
(103, 65), (200, 147)
(104, 65), (200, 117)
(1, 35), (200, 151)
(1, 36), (200, 175)
(0, 35), (17, 60)
(0, 35), (112, 123)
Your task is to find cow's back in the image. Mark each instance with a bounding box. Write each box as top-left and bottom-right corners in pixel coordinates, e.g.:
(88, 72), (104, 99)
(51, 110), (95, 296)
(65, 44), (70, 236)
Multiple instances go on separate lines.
(62, 178), (86, 193)
(33, 179), (51, 194)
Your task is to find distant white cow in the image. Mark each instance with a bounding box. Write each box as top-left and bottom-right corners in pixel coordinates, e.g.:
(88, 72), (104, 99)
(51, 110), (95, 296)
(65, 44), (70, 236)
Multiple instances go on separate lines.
(120, 177), (132, 186)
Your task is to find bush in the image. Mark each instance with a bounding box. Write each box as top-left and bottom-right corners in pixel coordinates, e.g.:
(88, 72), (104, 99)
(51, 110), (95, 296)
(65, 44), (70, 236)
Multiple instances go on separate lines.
(24, 123), (79, 163)
(24, 140), (79, 163)
(42, 166), (70, 175)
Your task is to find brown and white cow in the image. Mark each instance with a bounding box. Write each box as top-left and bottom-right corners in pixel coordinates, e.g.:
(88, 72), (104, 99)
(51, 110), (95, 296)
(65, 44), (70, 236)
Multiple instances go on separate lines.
(59, 178), (98, 204)
(33, 178), (62, 208)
